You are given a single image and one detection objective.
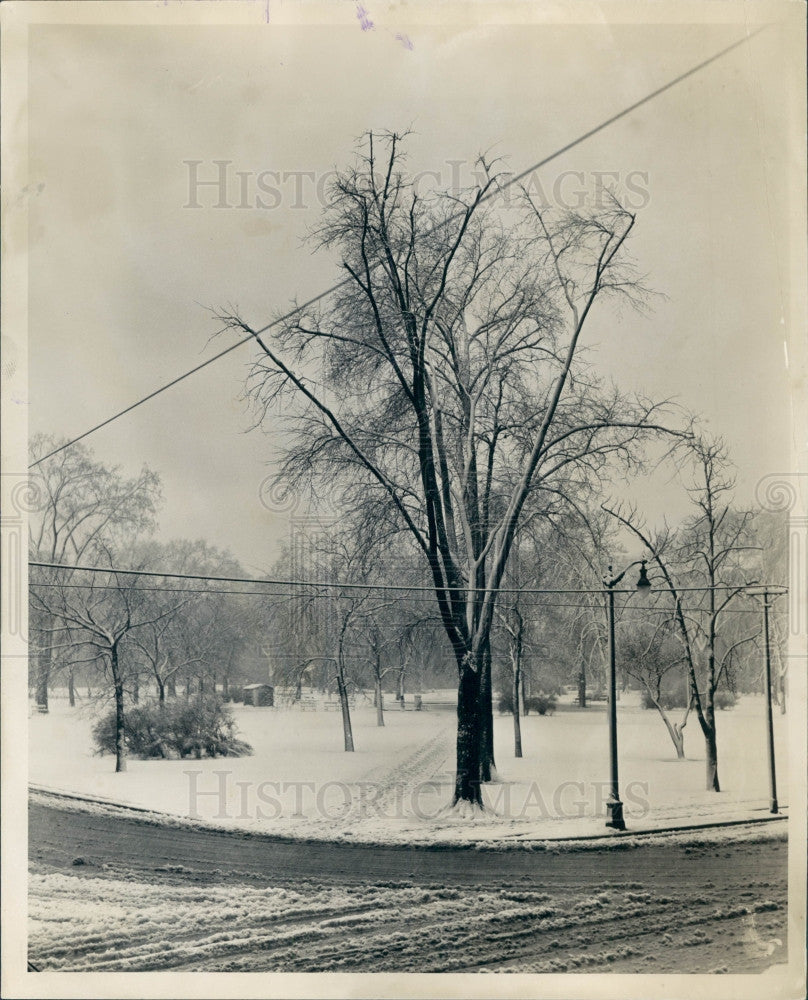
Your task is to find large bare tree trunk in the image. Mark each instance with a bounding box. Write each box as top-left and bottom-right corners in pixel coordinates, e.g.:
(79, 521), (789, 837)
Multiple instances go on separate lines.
(700, 704), (720, 790)
(68, 668), (75, 708)
(704, 727), (719, 790)
(453, 656), (483, 807)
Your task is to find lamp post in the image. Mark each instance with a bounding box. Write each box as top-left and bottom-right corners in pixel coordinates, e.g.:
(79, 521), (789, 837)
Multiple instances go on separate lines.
(746, 586), (787, 815)
(604, 558), (652, 831)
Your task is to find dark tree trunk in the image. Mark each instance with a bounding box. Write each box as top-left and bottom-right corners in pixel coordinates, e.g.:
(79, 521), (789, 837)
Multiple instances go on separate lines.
(704, 723), (719, 790)
(512, 665), (523, 759)
(704, 726), (719, 790)
(479, 637), (496, 782)
(577, 668), (587, 709)
(111, 647), (126, 773)
(222, 675), (230, 701)
(114, 682), (127, 772)
(68, 669), (75, 708)
(336, 672), (355, 752)
(453, 657), (483, 807)
(157, 678), (166, 705)
(132, 676), (139, 705)
(36, 630), (52, 712)
(522, 670), (531, 713)
(374, 675), (385, 727)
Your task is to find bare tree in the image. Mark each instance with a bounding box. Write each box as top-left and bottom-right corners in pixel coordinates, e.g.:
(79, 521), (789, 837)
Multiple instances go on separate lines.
(221, 131), (681, 809)
(619, 620), (691, 758)
(31, 552), (183, 772)
(604, 434), (759, 790)
(357, 611), (400, 726)
(28, 435), (160, 711)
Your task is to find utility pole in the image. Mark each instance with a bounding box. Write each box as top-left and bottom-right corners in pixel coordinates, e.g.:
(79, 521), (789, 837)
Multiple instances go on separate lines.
(762, 591), (778, 814)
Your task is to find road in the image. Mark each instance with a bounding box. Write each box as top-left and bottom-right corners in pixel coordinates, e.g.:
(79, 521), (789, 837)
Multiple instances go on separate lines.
(29, 797), (788, 973)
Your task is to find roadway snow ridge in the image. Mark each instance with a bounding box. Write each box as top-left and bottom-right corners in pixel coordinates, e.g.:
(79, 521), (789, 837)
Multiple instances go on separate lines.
(28, 783), (788, 851)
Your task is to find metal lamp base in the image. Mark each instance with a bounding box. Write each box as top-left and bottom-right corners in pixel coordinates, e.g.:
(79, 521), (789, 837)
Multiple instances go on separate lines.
(605, 799), (625, 831)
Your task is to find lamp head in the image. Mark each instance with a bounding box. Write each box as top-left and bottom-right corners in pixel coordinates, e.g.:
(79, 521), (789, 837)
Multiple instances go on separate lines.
(635, 559), (652, 603)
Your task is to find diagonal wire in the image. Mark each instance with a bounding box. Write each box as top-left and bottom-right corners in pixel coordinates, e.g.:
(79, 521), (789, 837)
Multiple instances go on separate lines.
(28, 24), (768, 470)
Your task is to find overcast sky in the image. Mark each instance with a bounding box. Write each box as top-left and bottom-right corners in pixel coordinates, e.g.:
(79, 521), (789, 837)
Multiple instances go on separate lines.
(19, 2), (803, 574)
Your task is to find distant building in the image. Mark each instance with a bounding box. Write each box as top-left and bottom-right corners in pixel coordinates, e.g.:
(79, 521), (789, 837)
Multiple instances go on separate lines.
(242, 683), (274, 707)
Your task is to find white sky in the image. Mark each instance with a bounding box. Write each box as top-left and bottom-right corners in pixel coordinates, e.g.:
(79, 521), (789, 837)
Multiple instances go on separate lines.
(20, 3), (804, 573)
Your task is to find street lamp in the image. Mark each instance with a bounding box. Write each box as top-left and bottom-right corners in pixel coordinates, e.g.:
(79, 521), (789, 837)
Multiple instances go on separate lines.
(604, 558), (652, 831)
(746, 586), (787, 815)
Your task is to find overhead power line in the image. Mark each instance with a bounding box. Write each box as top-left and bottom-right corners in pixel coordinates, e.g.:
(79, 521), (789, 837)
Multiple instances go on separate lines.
(28, 25), (768, 471)
(29, 579), (780, 614)
(28, 560), (782, 597)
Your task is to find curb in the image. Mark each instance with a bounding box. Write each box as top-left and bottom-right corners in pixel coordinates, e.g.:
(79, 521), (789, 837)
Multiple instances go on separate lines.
(499, 812), (788, 842)
(29, 783), (789, 849)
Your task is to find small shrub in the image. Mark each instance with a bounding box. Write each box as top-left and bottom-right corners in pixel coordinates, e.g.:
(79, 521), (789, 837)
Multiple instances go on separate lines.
(640, 671), (690, 710)
(497, 690), (516, 714)
(497, 691), (556, 715)
(92, 696), (252, 759)
(641, 681), (736, 711)
(713, 689), (737, 710)
(526, 694), (556, 716)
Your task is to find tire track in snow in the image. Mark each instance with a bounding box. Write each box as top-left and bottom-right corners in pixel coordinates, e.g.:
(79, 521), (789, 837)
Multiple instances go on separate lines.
(28, 799), (788, 973)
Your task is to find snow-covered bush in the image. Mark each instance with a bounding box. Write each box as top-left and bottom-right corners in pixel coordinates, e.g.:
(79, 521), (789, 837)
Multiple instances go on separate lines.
(92, 697), (253, 760)
(640, 678), (736, 711)
(497, 691), (556, 716)
(527, 694), (557, 716)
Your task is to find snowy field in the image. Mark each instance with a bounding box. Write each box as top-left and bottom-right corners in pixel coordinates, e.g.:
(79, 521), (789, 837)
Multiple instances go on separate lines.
(28, 690), (789, 845)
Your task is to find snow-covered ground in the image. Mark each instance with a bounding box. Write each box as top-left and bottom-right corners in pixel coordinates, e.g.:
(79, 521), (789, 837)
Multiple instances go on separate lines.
(29, 850), (788, 974)
(28, 690), (789, 845)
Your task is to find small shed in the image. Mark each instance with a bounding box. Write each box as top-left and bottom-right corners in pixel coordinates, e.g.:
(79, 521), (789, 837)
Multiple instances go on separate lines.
(242, 683), (274, 707)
